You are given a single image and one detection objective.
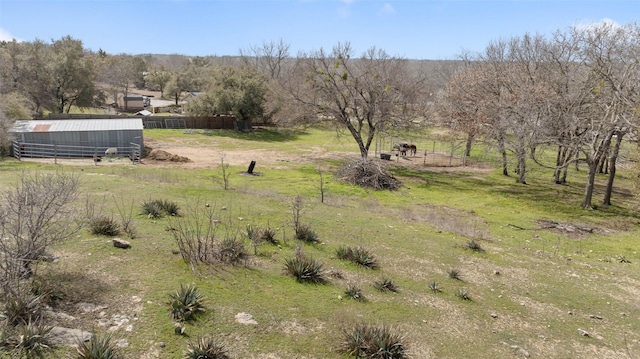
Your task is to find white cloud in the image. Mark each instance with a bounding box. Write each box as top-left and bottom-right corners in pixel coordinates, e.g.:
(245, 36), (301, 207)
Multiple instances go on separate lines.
(0, 28), (20, 42)
(574, 18), (622, 32)
(380, 3), (395, 14)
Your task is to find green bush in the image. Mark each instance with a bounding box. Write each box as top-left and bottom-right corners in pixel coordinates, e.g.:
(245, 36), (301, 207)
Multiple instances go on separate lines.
(161, 200), (180, 216)
(335, 245), (378, 269)
(341, 322), (407, 358)
(89, 216), (121, 236)
(373, 277), (399, 293)
(168, 284), (206, 323)
(283, 254), (326, 284)
(185, 337), (229, 359)
(75, 333), (120, 359)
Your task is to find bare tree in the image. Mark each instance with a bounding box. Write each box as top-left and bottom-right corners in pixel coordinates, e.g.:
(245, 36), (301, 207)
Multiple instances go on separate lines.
(0, 171), (82, 295)
(239, 39), (291, 79)
(284, 42), (427, 159)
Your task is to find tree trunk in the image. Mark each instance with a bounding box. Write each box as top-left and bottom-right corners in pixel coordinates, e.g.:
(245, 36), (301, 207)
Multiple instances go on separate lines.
(602, 133), (623, 206)
(516, 148), (527, 184)
(464, 132), (474, 157)
(498, 135), (508, 176)
(581, 160), (598, 208)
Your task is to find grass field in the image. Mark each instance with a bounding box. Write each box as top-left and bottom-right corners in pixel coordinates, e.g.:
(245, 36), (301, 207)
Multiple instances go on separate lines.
(0, 127), (639, 358)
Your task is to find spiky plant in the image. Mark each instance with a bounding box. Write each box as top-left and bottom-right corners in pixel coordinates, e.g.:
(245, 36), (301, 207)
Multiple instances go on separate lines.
(466, 240), (485, 252)
(456, 288), (471, 301)
(428, 281), (441, 293)
(141, 200), (163, 218)
(161, 200), (180, 216)
(2, 293), (43, 327)
(335, 246), (378, 269)
(294, 224), (319, 243)
(260, 226), (279, 245)
(13, 320), (52, 358)
(218, 236), (248, 265)
(75, 333), (120, 359)
(185, 336), (229, 359)
(373, 277), (399, 293)
(168, 284), (206, 322)
(341, 323), (407, 358)
(448, 269), (462, 281)
(89, 216), (121, 236)
(283, 254), (326, 284)
(345, 285), (366, 302)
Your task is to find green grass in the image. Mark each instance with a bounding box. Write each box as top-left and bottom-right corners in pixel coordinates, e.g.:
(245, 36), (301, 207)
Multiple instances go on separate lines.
(1, 127), (639, 358)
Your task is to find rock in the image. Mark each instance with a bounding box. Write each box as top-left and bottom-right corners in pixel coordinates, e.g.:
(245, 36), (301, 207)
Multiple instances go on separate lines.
(578, 328), (590, 337)
(49, 327), (92, 345)
(589, 314), (603, 320)
(77, 302), (108, 313)
(493, 269), (501, 275)
(490, 313), (498, 319)
(159, 342), (166, 348)
(235, 312), (258, 325)
(113, 238), (131, 249)
(116, 338), (129, 347)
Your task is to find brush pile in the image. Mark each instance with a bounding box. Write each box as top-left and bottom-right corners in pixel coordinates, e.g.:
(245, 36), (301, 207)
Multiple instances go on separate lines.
(336, 159), (401, 190)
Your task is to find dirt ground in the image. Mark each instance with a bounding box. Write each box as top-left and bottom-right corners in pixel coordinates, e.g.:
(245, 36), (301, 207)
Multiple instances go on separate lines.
(19, 135), (493, 174)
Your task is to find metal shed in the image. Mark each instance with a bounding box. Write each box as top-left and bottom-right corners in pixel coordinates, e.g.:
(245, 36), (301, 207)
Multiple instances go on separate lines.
(11, 118), (144, 160)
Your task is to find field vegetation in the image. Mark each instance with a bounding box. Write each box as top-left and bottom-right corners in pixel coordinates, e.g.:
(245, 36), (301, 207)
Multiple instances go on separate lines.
(0, 127), (638, 358)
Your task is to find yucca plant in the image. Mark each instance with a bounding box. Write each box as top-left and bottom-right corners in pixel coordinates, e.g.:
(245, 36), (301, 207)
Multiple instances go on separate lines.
(168, 284), (206, 322)
(218, 236), (248, 265)
(13, 320), (52, 358)
(185, 336), (229, 359)
(260, 226), (279, 245)
(345, 284), (366, 302)
(373, 277), (399, 293)
(89, 216), (121, 236)
(75, 333), (120, 359)
(466, 240), (485, 252)
(2, 293), (43, 327)
(283, 254), (326, 284)
(294, 224), (319, 243)
(428, 281), (441, 293)
(161, 200), (180, 216)
(335, 245), (378, 269)
(456, 288), (472, 301)
(141, 200), (163, 218)
(448, 268), (462, 281)
(341, 323), (407, 358)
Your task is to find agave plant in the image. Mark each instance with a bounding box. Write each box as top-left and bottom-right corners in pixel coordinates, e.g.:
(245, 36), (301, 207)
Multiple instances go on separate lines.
(168, 284), (206, 322)
(185, 336), (229, 359)
(76, 333), (120, 359)
(283, 255), (326, 284)
(12, 320), (52, 358)
(341, 322), (407, 358)
(373, 277), (399, 293)
(335, 245), (378, 269)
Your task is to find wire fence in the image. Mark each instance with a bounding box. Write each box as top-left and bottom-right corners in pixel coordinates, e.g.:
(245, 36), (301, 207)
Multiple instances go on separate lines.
(12, 141), (141, 163)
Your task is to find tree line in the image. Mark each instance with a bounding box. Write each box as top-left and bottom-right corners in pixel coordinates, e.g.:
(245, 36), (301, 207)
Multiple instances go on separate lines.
(1, 22), (639, 209)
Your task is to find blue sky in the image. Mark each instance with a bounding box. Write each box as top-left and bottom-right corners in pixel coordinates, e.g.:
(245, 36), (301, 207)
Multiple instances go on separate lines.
(0, 0), (636, 60)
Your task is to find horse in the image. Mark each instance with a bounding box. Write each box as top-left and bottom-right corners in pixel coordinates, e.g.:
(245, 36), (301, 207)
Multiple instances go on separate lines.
(407, 144), (417, 156)
(392, 143), (409, 157)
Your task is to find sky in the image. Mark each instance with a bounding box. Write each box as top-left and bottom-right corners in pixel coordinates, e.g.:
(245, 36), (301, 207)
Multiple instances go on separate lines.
(0, 0), (637, 60)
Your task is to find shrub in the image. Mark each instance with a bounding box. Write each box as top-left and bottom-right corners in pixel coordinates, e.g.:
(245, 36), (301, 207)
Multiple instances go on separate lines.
(260, 226), (279, 245)
(75, 332), (120, 359)
(2, 293), (43, 327)
(448, 269), (462, 281)
(12, 320), (52, 358)
(161, 200), (180, 216)
(294, 224), (319, 243)
(141, 200), (163, 218)
(344, 284), (366, 302)
(168, 284), (206, 322)
(466, 240), (485, 252)
(218, 236), (248, 265)
(335, 245), (378, 269)
(341, 323), (407, 358)
(89, 216), (121, 236)
(283, 254), (326, 284)
(373, 277), (399, 293)
(185, 336), (229, 359)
